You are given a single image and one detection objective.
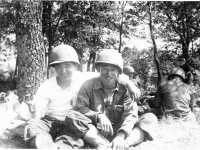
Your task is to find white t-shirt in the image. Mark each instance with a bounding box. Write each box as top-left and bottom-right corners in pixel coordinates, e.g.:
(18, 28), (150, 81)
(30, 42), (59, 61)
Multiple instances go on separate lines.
(18, 71), (129, 121)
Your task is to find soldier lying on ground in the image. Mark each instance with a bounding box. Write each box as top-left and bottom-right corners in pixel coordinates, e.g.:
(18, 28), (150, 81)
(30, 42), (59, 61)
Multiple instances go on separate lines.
(153, 67), (200, 123)
(0, 62), (19, 136)
(65, 50), (158, 150)
(21, 44), (141, 149)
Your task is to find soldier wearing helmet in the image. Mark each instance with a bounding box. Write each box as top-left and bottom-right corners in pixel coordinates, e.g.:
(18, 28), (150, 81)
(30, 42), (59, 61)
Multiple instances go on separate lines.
(123, 65), (150, 116)
(22, 45), (141, 149)
(123, 65), (142, 87)
(65, 49), (158, 149)
(167, 67), (185, 81)
(153, 67), (199, 122)
(123, 65), (135, 78)
(22, 44), (84, 149)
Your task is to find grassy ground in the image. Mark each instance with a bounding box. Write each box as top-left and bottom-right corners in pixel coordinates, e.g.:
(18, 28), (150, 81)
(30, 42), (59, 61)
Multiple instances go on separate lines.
(134, 117), (200, 150)
(0, 117), (200, 149)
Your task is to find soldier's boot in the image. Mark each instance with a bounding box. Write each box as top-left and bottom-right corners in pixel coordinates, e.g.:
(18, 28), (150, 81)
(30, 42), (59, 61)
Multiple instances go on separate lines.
(83, 124), (111, 149)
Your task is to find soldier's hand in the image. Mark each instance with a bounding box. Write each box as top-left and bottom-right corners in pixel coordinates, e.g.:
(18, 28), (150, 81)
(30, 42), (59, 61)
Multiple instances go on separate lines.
(98, 113), (113, 137)
(24, 100), (36, 114)
(111, 132), (126, 150)
(24, 100), (34, 106)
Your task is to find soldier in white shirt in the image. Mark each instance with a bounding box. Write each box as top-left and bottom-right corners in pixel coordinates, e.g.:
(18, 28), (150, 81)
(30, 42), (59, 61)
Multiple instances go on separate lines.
(22, 44), (140, 149)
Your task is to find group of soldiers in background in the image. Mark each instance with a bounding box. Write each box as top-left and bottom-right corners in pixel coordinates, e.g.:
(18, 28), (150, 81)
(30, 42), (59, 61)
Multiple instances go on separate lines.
(0, 46), (200, 149)
(123, 63), (200, 123)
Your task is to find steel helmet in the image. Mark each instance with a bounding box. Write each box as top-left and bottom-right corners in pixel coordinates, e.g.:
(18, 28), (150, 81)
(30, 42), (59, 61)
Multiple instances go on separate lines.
(50, 44), (80, 66)
(123, 65), (135, 74)
(168, 67), (185, 80)
(95, 49), (123, 74)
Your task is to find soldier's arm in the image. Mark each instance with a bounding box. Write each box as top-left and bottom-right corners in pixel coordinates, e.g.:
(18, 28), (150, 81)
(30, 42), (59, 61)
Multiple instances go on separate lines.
(81, 72), (141, 101)
(22, 84), (49, 119)
(118, 92), (138, 137)
(118, 74), (141, 102)
(75, 80), (101, 124)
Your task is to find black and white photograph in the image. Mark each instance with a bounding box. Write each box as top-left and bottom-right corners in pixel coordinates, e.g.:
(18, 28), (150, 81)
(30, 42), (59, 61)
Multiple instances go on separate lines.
(0, 0), (200, 149)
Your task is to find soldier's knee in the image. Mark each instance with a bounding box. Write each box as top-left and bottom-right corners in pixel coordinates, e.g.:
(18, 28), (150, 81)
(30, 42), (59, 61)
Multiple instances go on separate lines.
(140, 112), (158, 124)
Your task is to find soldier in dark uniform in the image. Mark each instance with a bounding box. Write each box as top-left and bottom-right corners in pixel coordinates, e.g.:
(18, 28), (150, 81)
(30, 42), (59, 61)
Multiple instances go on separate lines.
(153, 67), (199, 122)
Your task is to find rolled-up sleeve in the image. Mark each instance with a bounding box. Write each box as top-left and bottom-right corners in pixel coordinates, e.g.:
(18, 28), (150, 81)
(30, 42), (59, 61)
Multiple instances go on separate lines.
(118, 92), (138, 137)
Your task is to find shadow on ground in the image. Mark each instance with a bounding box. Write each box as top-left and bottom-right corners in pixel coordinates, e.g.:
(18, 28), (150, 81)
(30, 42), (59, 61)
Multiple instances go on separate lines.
(0, 136), (27, 149)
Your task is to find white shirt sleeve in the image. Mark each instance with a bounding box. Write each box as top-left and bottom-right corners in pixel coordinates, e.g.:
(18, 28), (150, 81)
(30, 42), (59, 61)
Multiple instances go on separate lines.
(118, 74), (129, 86)
(33, 83), (50, 119)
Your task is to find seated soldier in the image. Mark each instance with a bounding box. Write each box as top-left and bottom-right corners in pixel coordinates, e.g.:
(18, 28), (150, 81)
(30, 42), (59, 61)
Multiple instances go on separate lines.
(153, 67), (199, 122)
(123, 65), (140, 88)
(0, 62), (19, 134)
(123, 65), (150, 116)
(22, 45), (141, 149)
(65, 50), (158, 149)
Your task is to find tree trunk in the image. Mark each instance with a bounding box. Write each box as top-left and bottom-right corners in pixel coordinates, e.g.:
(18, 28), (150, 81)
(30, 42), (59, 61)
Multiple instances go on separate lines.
(118, 1), (126, 53)
(87, 52), (93, 72)
(15, 0), (45, 102)
(47, 1), (52, 79)
(87, 51), (96, 72)
(148, 2), (161, 86)
(181, 41), (189, 61)
(92, 52), (96, 72)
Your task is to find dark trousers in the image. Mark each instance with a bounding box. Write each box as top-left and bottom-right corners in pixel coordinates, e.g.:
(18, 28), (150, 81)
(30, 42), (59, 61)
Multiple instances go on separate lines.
(24, 115), (84, 149)
(65, 110), (158, 143)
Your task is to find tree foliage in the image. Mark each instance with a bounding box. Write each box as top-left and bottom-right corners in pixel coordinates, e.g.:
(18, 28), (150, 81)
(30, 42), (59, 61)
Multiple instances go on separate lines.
(0, 1), (200, 95)
(159, 2), (200, 64)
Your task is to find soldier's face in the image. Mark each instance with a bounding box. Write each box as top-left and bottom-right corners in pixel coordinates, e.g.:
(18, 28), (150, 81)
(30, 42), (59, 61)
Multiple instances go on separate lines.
(54, 62), (77, 81)
(99, 64), (119, 86)
(0, 71), (10, 82)
(124, 72), (137, 80)
(126, 73), (133, 79)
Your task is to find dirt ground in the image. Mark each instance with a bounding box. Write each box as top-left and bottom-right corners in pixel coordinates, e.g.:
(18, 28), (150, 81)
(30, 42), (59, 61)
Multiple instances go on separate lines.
(0, 117), (200, 149)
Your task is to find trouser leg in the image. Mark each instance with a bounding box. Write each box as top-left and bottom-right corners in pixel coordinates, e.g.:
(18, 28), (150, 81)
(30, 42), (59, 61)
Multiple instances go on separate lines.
(135, 113), (158, 140)
(124, 127), (145, 148)
(65, 110), (110, 148)
(54, 120), (84, 149)
(24, 118), (58, 149)
(125, 113), (158, 148)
